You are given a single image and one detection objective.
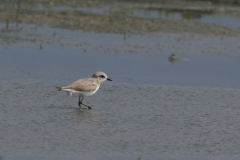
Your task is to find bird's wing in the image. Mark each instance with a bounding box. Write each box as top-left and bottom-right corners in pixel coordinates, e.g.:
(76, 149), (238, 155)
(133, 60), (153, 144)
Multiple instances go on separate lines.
(62, 78), (99, 92)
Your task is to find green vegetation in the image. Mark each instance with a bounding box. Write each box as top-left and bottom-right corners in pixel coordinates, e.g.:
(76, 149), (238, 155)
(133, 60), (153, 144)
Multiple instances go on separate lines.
(6, 19), (9, 29)
(16, 3), (21, 19)
(40, 44), (43, 50)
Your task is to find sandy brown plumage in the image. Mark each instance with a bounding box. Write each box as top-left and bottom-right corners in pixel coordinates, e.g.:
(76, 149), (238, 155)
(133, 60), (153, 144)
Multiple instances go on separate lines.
(60, 78), (100, 92)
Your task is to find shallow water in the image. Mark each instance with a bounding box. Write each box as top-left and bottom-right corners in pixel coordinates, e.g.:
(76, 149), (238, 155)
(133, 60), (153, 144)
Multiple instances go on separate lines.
(1, 24), (240, 88)
(110, 8), (240, 28)
(1, 24), (240, 159)
(1, 44), (240, 88)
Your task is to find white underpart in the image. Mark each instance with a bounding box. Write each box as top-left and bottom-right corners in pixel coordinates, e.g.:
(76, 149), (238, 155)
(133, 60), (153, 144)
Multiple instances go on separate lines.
(63, 86), (100, 97)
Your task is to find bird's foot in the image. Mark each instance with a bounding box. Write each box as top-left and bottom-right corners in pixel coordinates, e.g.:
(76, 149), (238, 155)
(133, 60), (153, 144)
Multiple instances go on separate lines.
(81, 103), (92, 110)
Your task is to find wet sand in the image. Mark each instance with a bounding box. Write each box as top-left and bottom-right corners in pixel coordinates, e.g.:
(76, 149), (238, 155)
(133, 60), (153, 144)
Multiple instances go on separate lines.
(1, 81), (240, 160)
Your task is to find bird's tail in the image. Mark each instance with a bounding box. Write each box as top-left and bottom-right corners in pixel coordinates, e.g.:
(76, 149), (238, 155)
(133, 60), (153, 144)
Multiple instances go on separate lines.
(56, 87), (63, 91)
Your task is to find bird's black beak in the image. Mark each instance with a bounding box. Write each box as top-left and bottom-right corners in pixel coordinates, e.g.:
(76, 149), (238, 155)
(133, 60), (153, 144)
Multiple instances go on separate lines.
(107, 78), (112, 81)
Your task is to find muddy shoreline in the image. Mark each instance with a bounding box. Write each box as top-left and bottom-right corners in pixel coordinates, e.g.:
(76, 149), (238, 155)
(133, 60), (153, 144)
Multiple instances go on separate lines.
(1, 0), (240, 36)
(1, 80), (240, 159)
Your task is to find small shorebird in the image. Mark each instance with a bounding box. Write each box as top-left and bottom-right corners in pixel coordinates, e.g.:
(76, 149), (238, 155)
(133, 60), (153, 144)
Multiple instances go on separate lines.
(168, 54), (180, 64)
(57, 72), (112, 109)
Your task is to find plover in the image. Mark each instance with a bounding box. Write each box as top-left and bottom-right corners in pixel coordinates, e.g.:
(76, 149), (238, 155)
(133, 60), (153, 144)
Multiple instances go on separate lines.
(168, 54), (178, 61)
(57, 72), (112, 109)
(168, 54), (180, 64)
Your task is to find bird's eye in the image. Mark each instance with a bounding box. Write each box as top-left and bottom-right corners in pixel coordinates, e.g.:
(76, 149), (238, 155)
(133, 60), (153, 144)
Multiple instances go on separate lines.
(100, 75), (105, 78)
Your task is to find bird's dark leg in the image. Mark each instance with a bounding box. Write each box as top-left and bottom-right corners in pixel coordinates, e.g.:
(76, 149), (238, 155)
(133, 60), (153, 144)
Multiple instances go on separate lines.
(80, 97), (92, 110)
(78, 97), (91, 109)
(78, 97), (82, 108)
(82, 103), (91, 110)
(80, 97), (84, 104)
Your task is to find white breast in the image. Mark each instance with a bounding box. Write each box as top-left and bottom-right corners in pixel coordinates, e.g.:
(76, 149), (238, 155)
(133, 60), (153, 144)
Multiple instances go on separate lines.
(63, 86), (100, 97)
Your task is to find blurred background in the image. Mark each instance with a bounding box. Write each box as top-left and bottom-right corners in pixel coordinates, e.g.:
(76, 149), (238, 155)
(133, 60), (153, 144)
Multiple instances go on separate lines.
(1, 0), (240, 32)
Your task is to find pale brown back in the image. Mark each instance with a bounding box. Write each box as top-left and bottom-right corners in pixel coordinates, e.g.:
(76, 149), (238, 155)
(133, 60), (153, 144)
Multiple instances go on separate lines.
(62, 78), (100, 92)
